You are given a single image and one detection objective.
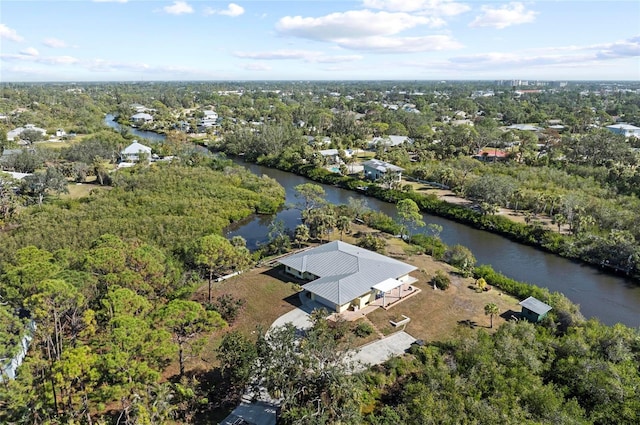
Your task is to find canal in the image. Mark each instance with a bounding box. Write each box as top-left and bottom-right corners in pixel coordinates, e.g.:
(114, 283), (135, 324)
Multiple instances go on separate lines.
(102, 115), (640, 326)
(227, 161), (640, 327)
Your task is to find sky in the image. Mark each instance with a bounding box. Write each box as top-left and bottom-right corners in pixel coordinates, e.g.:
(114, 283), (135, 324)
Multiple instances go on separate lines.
(0, 0), (639, 82)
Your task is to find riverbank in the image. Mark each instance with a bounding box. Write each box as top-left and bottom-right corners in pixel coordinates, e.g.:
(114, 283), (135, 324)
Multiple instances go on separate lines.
(404, 180), (561, 233)
(226, 154), (639, 283)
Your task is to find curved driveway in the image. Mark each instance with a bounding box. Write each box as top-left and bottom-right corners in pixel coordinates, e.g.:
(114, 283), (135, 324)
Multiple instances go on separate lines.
(270, 294), (417, 369)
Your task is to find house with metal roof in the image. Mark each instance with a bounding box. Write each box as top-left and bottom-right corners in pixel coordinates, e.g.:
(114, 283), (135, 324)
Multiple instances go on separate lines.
(279, 241), (417, 313)
(6, 124), (47, 142)
(519, 296), (552, 322)
(368, 135), (412, 149)
(606, 123), (640, 138)
(120, 141), (152, 163)
(362, 159), (404, 183)
(130, 112), (154, 124)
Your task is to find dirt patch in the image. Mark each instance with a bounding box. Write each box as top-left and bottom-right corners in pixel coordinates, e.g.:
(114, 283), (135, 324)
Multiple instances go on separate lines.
(405, 181), (566, 233)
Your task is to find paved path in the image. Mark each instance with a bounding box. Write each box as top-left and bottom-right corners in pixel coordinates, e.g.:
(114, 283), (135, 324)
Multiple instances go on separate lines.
(351, 331), (416, 371)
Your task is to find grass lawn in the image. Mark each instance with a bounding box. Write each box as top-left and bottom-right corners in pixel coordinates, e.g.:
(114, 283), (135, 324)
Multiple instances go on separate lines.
(59, 181), (110, 199)
(368, 237), (521, 342)
(354, 151), (376, 161)
(180, 223), (522, 378)
(188, 265), (300, 372)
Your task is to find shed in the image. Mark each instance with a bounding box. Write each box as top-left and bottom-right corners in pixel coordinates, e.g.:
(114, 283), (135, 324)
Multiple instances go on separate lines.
(519, 296), (552, 322)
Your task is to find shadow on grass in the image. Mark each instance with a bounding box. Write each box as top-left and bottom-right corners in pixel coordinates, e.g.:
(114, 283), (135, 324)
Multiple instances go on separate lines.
(261, 264), (302, 283)
(457, 319), (479, 329)
(260, 265), (306, 310)
(500, 309), (521, 321)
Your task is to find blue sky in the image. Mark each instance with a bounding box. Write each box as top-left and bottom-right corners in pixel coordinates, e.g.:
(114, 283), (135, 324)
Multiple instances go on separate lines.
(1, 0), (639, 81)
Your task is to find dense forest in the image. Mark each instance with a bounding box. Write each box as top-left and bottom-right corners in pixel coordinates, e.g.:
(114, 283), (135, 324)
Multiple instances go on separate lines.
(1, 81), (639, 424)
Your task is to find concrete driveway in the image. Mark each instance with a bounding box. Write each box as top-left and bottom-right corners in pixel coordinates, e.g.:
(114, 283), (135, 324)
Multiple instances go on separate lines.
(270, 306), (313, 330)
(269, 294), (326, 331)
(351, 331), (416, 371)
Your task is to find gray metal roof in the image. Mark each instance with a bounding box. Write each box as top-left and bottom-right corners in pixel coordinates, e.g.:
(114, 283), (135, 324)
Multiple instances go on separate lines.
(279, 241), (416, 306)
(519, 296), (552, 315)
(362, 159), (404, 173)
(121, 141), (152, 155)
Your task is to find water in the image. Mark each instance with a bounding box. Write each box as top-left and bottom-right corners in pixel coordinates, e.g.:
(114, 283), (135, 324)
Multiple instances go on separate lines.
(104, 114), (166, 142)
(98, 115), (640, 326)
(227, 161), (640, 327)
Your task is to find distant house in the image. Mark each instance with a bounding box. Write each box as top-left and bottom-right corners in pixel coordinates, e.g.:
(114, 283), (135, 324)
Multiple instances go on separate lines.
(120, 141), (152, 162)
(308, 136), (331, 147)
(279, 241), (417, 313)
(319, 149), (351, 165)
(506, 124), (542, 131)
(55, 128), (66, 138)
(198, 110), (219, 130)
(519, 296), (552, 322)
(473, 149), (509, 162)
(363, 159), (404, 182)
(368, 135), (411, 149)
(220, 400), (278, 425)
(6, 124), (47, 142)
(606, 123), (640, 138)
(130, 113), (153, 124)
(1, 170), (32, 180)
(130, 103), (146, 112)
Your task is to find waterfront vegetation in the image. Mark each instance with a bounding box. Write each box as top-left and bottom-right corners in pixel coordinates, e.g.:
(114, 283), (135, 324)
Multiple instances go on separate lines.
(1, 81), (639, 424)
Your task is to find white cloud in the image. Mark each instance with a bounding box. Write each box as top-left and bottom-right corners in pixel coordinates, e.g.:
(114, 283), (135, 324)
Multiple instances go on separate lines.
(276, 10), (444, 41)
(163, 1), (193, 15)
(1, 53), (79, 65)
(426, 36), (640, 71)
(0, 24), (24, 42)
(204, 3), (244, 17)
(219, 3), (245, 17)
(39, 55), (80, 65)
(335, 34), (463, 53)
(469, 2), (536, 29)
(244, 63), (272, 71)
(86, 59), (150, 72)
(234, 49), (363, 63)
(362, 0), (470, 16)
(591, 35), (640, 59)
(43, 38), (67, 48)
(20, 47), (39, 57)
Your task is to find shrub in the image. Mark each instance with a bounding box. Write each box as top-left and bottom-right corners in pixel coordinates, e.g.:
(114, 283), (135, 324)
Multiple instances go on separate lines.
(358, 233), (386, 253)
(431, 270), (451, 290)
(444, 244), (476, 276)
(207, 293), (245, 323)
(410, 234), (447, 260)
(354, 321), (375, 338)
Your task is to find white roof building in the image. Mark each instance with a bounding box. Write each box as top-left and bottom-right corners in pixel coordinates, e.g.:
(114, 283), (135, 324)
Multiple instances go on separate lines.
(369, 135), (412, 148)
(606, 123), (640, 138)
(6, 124), (47, 141)
(279, 241), (417, 313)
(120, 141), (152, 162)
(130, 113), (153, 123)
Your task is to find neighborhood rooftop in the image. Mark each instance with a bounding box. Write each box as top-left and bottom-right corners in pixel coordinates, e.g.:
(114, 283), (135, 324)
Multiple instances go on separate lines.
(279, 241), (416, 306)
(362, 159), (404, 173)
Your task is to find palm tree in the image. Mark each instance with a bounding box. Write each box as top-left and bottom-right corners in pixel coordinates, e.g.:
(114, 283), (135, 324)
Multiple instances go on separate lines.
(336, 216), (351, 241)
(484, 303), (499, 329)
